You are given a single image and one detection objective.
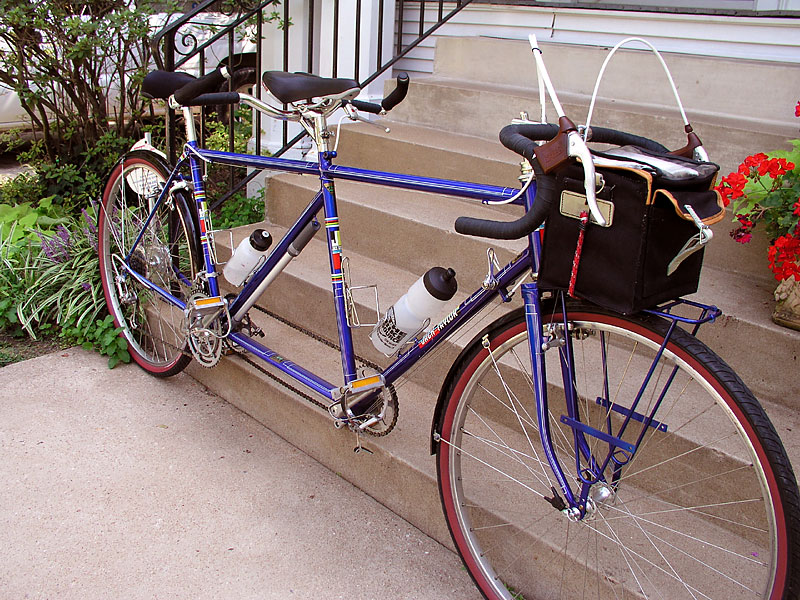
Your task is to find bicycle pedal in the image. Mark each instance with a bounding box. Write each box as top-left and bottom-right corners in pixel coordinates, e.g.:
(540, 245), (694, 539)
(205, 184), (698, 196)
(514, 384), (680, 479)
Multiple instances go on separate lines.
(189, 295), (225, 315)
(345, 373), (384, 395)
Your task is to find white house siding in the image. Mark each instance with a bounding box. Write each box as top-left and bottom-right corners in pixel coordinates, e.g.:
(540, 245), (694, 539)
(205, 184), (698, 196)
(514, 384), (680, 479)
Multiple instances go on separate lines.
(395, 3), (800, 76)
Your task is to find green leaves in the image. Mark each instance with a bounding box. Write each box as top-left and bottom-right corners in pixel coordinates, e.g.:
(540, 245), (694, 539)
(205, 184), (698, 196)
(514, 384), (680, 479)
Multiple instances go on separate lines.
(0, 0), (162, 161)
(63, 314), (131, 369)
(0, 199), (130, 368)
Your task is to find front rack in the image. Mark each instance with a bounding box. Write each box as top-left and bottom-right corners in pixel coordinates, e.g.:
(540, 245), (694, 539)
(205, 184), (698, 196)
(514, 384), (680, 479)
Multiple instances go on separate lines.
(644, 298), (722, 335)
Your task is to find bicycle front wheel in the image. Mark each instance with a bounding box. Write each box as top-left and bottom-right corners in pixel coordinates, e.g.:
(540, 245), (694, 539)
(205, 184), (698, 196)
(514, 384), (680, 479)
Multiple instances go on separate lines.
(436, 303), (798, 599)
(98, 151), (200, 376)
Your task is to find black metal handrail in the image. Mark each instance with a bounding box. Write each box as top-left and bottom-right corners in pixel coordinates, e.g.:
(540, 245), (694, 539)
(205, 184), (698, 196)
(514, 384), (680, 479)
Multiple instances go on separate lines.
(150, 0), (476, 210)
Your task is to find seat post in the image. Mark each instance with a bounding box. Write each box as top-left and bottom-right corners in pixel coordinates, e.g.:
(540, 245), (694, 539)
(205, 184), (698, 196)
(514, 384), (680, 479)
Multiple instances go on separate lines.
(307, 114), (331, 155)
(182, 106), (198, 143)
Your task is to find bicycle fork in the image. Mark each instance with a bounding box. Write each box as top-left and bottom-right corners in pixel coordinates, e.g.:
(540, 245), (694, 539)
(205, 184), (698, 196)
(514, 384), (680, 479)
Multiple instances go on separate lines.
(522, 283), (719, 521)
(521, 282), (586, 518)
(522, 283), (632, 520)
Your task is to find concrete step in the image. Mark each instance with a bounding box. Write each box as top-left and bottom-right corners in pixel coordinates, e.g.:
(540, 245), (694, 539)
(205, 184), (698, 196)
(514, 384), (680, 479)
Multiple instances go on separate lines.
(256, 166), (799, 411)
(334, 119), (774, 289)
(216, 223), (520, 397)
(386, 73), (782, 179)
(264, 172), (526, 278)
(335, 121), (522, 188)
(390, 36), (799, 178)
(184, 284), (795, 600)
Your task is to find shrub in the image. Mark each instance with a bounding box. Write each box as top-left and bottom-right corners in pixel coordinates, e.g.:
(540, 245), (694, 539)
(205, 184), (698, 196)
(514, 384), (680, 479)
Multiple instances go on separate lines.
(0, 0), (162, 162)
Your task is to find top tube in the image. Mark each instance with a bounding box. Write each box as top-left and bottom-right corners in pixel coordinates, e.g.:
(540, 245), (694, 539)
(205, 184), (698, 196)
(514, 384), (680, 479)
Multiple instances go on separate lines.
(193, 147), (527, 206)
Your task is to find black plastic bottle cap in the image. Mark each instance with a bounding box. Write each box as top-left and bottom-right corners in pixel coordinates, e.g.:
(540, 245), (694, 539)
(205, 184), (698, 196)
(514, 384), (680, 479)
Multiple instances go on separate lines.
(423, 267), (457, 301)
(249, 229), (272, 252)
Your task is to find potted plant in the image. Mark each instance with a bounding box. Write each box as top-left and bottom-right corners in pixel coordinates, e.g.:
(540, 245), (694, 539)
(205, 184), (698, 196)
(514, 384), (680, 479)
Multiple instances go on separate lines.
(716, 101), (800, 331)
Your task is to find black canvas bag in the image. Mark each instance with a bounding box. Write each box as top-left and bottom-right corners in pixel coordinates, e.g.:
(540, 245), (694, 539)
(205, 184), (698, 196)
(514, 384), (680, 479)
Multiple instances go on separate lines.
(537, 148), (725, 314)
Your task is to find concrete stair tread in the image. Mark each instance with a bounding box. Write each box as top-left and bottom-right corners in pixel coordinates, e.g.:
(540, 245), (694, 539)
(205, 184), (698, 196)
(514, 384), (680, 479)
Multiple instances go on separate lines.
(338, 120), (521, 186)
(347, 119), (515, 163)
(343, 90), (772, 284)
(689, 265), (800, 407)
(219, 210), (799, 410)
(268, 172), (526, 247)
(760, 398), (800, 471)
(265, 173), (527, 279)
(219, 221), (519, 388)
(693, 265), (785, 333)
(222, 221), (422, 311)
(188, 295), (776, 600)
(388, 71), (785, 178)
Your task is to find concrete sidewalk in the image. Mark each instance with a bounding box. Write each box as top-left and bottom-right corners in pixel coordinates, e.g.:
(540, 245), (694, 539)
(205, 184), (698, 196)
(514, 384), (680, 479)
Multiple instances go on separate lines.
(0, 348), (480, 600)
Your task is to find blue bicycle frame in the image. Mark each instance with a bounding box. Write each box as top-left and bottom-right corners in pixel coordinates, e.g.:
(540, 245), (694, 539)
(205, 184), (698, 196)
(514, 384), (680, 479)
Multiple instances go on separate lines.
(122, 117), (719, 516)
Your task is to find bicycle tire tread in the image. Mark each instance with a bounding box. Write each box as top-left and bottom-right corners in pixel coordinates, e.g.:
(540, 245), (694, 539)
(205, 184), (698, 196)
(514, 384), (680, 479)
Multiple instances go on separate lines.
(435, 301), (800, 599)
(98, 150), (198, 378)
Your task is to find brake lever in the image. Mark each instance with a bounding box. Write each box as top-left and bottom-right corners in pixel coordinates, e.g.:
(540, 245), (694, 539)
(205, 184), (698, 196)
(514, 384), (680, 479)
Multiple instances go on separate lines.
(528, 34), (605, 227)
(343, 103), (390, 133)
(567, 131), (605, 227)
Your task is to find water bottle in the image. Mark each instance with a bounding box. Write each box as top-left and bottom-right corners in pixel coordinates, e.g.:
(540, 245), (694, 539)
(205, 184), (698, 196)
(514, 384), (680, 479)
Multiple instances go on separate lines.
(370, 267), (457, 355)
(223, 229), (272, 287)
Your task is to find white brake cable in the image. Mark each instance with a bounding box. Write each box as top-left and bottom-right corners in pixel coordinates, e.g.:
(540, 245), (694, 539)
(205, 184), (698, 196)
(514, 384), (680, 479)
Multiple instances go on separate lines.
(584, 37), (689, 139)
(333, 112), (348, 153)
(528, 34), (605, 226)
(484, 161), (535, 206)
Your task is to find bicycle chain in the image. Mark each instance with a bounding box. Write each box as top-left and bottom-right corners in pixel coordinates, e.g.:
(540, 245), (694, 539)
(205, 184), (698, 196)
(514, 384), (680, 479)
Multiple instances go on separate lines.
(136, 295), (398, 435)
(237, 304), (398, 437)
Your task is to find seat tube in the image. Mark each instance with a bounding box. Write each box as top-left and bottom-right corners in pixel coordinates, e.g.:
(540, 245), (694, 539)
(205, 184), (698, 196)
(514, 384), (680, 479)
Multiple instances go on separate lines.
(318, 151), (357, 383)
(521, 282), (576, 508)
(187, 142), (219, 297)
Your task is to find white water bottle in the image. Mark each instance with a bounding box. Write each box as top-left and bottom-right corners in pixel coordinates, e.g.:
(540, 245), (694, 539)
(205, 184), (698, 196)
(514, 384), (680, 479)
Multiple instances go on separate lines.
(370, 267), (457, 355)
(223, 229), (272, 287)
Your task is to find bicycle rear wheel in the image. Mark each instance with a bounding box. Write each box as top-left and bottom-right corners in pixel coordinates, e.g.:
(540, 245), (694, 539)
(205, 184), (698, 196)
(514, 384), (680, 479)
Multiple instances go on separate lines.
(98, 151), (200, 376)
(436, 302), (799, 599)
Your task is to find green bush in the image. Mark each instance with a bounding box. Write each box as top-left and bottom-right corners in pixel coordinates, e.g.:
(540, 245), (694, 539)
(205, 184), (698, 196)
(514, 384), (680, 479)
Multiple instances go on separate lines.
(0, 197), (130, 368)
(0, 0), (162, 162)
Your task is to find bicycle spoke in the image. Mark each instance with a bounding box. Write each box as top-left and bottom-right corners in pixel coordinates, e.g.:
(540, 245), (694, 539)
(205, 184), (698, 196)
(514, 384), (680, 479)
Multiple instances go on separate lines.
(438, 307), (791, 599)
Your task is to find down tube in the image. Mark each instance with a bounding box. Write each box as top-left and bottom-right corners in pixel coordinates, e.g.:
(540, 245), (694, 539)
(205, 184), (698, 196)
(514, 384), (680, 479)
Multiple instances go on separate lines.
(381, 251), (531, 385)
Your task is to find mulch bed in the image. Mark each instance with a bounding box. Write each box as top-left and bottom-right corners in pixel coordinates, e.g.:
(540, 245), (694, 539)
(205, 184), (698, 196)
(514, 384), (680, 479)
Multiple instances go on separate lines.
(0, 332), (67, 367)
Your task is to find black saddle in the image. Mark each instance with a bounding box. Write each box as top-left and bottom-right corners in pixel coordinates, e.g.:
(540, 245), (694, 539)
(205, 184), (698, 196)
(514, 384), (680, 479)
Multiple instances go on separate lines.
(262, 71), (359, 104)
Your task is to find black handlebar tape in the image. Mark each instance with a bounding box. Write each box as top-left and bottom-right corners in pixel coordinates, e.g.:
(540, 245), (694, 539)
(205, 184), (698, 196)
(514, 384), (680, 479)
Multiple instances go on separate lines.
(464, 122), (673, 240)
(381, 73), (409, 111)
(183, 92), (241, 107)
(586, 126), (669, 153)
(348, 73), (410, 114)
(499, 123), (670, 159)
(499, 123), (560, 162)
(350, 99), (383, 114)
(454, 159), (557, 240)
(173, 68), (227, 106)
